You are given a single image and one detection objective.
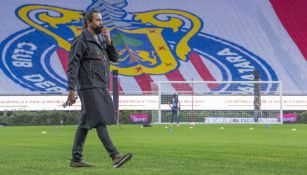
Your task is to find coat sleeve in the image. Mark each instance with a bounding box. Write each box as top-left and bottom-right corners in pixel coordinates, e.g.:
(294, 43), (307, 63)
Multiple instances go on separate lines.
(67, 37), (84, 90)
(106, 42), (119, 62)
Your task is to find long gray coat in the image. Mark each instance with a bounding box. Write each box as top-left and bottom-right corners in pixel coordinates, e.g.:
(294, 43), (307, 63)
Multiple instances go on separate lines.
(67, 29), (119, 129)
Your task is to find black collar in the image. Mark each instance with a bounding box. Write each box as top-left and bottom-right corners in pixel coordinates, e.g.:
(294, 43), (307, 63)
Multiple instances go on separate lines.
(82, 29), (105, 49)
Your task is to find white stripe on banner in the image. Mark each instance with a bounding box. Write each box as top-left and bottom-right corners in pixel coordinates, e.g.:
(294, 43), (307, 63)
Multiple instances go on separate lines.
(150, 75), (176, 94)
(118, 75), (142, 94)
(178, 60), (211, 93)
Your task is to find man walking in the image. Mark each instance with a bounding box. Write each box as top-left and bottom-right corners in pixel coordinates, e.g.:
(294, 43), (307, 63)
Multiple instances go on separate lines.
(169, 94), (181, 126)
(253, 69), (261, 122)
(67, 9), (132, 168)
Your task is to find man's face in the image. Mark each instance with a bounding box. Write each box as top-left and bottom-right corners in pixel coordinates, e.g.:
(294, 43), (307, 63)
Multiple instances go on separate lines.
(90, 12), (103, 27)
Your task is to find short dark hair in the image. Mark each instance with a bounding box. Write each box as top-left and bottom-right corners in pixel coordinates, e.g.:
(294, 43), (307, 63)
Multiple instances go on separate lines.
(81, 9), (100, 28)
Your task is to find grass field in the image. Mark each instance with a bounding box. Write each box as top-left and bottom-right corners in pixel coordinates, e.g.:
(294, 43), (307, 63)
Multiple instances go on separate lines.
(0, 124), (306, 175)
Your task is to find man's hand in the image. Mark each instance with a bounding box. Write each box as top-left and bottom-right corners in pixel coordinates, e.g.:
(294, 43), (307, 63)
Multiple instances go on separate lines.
(101, 28), (112, 45)
(67, 90), (76, 106)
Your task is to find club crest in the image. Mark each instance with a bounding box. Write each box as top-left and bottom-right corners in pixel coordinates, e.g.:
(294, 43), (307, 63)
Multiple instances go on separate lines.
(0, 0), (278, 94)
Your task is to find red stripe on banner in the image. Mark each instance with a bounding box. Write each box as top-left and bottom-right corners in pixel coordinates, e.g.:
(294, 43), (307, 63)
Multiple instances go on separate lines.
(134, 74), (153, 93)
(56, 48), (69, 75)
(189, 52), (219, 90)
(270, 0), (307, 60)
(165, 69), (193, 93)
(117, 77), (124, 94)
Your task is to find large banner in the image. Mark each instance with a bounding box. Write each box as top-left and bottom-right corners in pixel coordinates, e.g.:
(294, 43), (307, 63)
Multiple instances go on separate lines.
(0, 95), (306, 111)
(0, 0), (306, 95)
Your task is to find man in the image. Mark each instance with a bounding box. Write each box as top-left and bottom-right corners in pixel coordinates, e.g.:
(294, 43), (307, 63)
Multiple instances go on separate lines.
(67, 9), (132, 168)
(169, 94), (181, 126)
(253, 69), (261, 122)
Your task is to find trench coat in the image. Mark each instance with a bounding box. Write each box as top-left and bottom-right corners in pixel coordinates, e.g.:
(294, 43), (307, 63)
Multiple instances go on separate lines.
(67, 29), (119, 129)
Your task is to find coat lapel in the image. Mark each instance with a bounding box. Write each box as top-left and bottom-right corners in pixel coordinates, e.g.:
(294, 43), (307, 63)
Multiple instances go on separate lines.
(83, 29), (104, 50)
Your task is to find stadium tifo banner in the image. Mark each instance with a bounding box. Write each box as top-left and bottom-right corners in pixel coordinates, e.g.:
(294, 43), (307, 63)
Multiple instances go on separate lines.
(0, 0), (307, 95)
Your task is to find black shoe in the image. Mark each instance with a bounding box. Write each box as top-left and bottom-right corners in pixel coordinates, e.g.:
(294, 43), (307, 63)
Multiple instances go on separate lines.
(70, 160), (94, 168)
(112, 153), (133, 168)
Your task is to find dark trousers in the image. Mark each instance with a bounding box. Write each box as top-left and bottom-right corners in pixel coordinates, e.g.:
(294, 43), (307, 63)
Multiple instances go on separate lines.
(254, 109), (260, 122)
(71, 124), (119, 161)
(171, 109), (179, 124)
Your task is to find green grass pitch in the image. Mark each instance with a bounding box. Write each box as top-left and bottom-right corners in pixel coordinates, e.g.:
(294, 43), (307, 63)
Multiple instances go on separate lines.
(0, 124), (306, 175)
